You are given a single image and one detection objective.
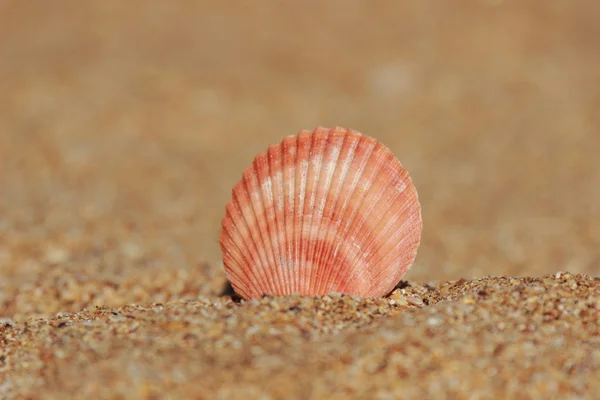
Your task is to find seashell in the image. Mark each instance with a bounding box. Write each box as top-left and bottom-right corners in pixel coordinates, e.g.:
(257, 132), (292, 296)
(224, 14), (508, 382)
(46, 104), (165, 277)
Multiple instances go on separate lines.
(220, 126), (422, 299)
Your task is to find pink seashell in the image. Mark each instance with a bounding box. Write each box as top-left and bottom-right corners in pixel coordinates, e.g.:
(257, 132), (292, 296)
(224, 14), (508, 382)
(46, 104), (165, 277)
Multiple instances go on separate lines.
(220, 127), (422, 299)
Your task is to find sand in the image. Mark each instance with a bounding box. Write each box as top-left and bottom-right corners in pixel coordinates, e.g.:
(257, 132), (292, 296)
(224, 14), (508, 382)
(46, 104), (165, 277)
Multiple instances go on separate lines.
(1, 2), (599, 399)
(1, 273), (598, 399)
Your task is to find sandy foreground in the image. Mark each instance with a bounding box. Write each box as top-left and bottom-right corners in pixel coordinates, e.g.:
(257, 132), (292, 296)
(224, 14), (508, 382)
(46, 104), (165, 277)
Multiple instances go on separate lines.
(0, 273), (598, 399)
(1, 2), (600, 399)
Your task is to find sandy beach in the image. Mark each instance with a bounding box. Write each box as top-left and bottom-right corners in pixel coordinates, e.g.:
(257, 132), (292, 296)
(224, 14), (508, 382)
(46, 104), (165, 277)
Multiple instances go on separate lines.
(1, 2), (599, 398)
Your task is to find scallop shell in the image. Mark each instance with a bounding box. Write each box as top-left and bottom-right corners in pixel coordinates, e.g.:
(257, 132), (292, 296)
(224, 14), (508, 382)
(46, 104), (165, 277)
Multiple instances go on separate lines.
(220, 126), (422, 299)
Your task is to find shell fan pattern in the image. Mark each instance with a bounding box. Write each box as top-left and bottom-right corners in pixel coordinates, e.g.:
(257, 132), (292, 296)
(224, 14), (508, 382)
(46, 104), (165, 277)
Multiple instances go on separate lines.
(220, 127), (422, 299)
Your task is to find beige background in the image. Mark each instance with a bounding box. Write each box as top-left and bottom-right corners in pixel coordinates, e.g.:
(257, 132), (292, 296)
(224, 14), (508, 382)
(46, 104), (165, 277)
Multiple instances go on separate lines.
(1, 1), (599, 317)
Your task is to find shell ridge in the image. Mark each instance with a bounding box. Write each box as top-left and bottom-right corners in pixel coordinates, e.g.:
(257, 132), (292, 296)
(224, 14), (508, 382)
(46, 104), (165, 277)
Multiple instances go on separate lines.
(354, 187), (415, 270)
(231, 185), (272, 297)
(308, 128), (346, 294)
(266, 145), (289, 295)
(368, 231), (420, 296)
(242, 171), (278, 295)
(311, 128), (354, 294)
(251, 158), (286, 295)
(324, 135), (380, 293)
(299, 128), (325, 294)
(319, 134), (375, 293)
(255, 151), (285, 295)
(316, 130), (362, 294)
(220, 216), (256, 298)
(224, 199), (268, 292)
(362, 189), (421, 295)
(222, 253), (250, 298)
(304, 127), (332, 294)
(281, 136), (297, 294)
(367, 212), (422, 295)
(223, 193), (263, 298)
(340, 161), (412, 292)
(294, 131), (312, 293)
(330, 144), (392, 295)
(224, 190), (267, 297)
(220, 235), (250, 298)
(349, 200), (414, 296)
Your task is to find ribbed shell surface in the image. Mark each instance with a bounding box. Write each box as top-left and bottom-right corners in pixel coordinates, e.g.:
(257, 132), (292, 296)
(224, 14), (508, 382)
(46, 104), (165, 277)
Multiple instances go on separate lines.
(220, 127), (422, 299)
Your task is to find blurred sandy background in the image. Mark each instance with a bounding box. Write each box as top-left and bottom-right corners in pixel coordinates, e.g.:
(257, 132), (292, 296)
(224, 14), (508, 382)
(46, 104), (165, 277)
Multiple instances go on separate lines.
(1, 1), (599, 318)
